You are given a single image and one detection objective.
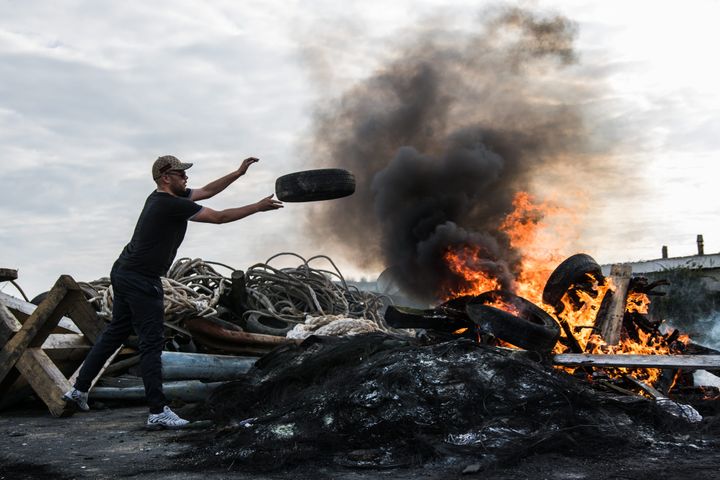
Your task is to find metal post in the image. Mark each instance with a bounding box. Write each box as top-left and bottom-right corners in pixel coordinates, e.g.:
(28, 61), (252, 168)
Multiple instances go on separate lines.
(697, 234), (705, 256)
(661, 246), (668, 259)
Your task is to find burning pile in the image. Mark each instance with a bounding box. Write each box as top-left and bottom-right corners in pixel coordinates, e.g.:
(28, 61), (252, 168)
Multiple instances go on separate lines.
(432, 191), (690, 389)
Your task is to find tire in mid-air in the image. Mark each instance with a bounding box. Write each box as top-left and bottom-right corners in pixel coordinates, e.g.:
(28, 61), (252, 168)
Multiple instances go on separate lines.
(275, 168), (355, 202)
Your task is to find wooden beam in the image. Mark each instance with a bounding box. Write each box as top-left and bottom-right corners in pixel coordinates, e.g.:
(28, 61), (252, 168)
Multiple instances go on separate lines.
(553, 354), (720, 369)
(41, 334), (92, 350)
(595, 264), (632, 345)
(14, 348), (72, 416)
(58, 277), (103, 343)
(0, 268), (18, 282)
(0, 290), (81, 334)
(0, 277), (70, 383)
(0, 275), (104, 417)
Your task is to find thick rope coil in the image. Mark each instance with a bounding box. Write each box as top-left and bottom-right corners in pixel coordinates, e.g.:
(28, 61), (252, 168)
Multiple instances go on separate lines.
(82, 253), (393, 334)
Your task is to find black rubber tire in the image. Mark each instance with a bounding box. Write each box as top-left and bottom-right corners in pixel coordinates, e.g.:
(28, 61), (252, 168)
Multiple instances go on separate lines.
(384, 305), (472, 332)
(275, 168), (355, 202)
(31, 286), (102, 311)
(245, 312), (294, 336)
(466, 290), (560, 352)
(542, 253), (603, 310)
(29, 291), (49, 306)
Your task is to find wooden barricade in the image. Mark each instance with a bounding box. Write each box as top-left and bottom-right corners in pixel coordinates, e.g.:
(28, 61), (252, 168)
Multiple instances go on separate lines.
(0, 275), (103, 417)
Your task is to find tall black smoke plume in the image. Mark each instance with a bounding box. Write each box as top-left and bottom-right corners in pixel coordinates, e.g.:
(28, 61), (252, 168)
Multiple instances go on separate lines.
(304, 7), (604, 302)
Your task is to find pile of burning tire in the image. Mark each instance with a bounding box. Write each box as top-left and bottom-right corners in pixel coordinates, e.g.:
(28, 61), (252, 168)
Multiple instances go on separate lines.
(385, 253), (668, 354)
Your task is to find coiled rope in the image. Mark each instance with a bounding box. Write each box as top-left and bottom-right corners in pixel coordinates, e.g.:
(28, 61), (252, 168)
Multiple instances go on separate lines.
(243, 252), (390, 328)
(79, 253), (391, 334)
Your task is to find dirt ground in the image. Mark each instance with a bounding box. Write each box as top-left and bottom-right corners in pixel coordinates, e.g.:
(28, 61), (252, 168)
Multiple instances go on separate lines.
(3, 400), (720, 480)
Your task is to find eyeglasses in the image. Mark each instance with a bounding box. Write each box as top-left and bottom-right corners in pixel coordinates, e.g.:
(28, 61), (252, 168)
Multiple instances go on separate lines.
(165, 170), (187, 179)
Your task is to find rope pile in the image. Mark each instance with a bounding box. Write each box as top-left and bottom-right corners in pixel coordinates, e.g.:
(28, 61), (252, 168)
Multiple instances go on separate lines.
(243, 253), (391, 329)
(80, 258), (233, 326)
(79, 253), (392, 335)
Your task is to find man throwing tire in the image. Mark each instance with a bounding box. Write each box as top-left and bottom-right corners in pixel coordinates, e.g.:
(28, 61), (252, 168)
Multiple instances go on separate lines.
(63, 155), (283, 428)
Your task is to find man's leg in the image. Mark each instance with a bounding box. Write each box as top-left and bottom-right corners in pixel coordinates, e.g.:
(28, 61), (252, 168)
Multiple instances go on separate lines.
(73, 269), (134, 393)
(125, 275), (167, 414)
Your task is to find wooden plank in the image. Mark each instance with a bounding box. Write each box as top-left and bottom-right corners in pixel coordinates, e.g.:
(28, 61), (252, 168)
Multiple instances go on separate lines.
(0, 290), (82, 334)
(0, 283), (69, 383)
(14, 347), (72, 417)
(553, 354), (720, 369)
(29, 296), (75, 348)
(0, 304), (22, 343)
(595, 264), (632, 345)
(0, 268), (18, 282)
(624, 375), (665, 399)
(41, 334), (92, 350)
(58, 277), (103, 343)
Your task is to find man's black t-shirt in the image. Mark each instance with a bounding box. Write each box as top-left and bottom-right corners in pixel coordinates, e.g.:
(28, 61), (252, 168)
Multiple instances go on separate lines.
(117, 189), (202, 277)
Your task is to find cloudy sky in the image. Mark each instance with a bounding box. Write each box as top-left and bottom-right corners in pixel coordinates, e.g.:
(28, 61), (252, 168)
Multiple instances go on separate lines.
(1, 0), (719, 298)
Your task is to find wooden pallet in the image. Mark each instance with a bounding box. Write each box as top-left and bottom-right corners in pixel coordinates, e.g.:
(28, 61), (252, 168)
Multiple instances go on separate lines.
(0, 275), (103, 417)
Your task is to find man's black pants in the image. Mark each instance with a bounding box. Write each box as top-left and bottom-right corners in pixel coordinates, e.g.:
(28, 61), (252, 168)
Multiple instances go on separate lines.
(74, 262), (166, 413)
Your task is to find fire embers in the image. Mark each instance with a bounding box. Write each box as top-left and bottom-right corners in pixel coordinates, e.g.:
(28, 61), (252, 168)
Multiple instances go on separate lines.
(190, 335), (688, 471)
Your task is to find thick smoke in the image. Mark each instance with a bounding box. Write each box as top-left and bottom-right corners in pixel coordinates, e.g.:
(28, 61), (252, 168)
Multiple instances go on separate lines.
(304, 6), (603, 302)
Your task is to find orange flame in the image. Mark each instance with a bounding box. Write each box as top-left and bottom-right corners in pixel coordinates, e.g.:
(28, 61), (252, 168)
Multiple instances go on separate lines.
(442, 191), (688, 387)
(444, 245), (502, 297)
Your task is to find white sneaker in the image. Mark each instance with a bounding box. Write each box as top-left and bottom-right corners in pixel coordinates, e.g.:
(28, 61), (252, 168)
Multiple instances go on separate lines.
(146, 406), (190, 430)
(62, 388), (90, 411)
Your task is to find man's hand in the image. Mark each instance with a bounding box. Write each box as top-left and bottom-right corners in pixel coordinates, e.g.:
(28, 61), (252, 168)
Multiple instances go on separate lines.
(238, 157), (259, 176)
(256, 194), (283, 212)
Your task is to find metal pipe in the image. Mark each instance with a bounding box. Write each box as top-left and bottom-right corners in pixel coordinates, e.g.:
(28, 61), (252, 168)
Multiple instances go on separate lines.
(89, 380), (224, 402)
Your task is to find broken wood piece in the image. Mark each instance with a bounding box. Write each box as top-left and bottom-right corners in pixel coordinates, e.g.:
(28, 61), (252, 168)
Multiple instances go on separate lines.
(101, 355), (141, 377)
(623, 375), (665, 399)
(553, 354), (720, 369)
(594, 264), (632, 345)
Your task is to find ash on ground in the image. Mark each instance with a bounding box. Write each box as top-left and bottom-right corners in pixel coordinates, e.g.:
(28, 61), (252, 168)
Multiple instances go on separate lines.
(182, 334), (718, 471)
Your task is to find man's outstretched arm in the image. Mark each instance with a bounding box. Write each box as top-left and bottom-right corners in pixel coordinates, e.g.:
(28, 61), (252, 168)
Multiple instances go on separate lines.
(190, 194), (283, 224)
(190, 157), (259, 202)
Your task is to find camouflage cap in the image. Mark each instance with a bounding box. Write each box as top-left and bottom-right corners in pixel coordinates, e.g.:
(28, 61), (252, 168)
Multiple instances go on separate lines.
(152, 155), (193, 180)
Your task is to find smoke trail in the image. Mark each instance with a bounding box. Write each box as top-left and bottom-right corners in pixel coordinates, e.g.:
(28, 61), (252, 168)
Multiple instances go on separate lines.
(303, 6), (603, 302)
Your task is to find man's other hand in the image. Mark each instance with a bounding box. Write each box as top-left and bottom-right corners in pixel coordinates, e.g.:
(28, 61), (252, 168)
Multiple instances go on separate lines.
(238, 157), (259, 176)
(256, 194), (283, 212)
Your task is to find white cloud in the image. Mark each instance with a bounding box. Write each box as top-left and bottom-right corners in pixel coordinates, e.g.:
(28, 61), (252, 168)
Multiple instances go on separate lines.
(1, 0), (720, 297)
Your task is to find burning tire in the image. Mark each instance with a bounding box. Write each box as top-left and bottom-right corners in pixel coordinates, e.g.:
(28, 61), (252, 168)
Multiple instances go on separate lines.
(275, 168), (355, 202)
(466, 290), (560, 352)
(542, 253), (604, 312)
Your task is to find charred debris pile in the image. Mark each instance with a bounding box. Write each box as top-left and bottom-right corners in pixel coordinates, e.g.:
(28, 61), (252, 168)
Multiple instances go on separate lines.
(179, 252), (720, 471)
(187, 334), (709, 471)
